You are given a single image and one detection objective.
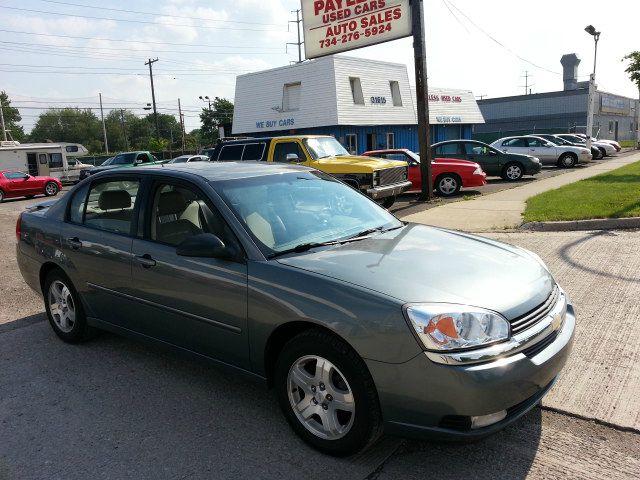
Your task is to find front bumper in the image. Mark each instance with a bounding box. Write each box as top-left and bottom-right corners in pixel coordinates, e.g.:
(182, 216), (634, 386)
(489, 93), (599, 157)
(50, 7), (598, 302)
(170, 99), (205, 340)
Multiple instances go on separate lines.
(367, 180), (412, 200)
(578, 153), (592, 164)
(367, 300), (576, 440)
(526, 161), (542, 175)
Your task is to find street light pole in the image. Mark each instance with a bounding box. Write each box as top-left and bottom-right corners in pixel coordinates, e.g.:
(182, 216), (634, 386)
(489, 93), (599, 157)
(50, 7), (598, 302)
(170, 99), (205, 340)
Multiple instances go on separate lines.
(585, 25), (601, 149)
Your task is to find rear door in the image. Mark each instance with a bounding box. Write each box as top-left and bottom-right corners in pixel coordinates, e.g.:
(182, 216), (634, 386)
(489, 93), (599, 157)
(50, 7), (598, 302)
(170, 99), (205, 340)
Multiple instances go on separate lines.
(60, 176), (143, 324)
(433, 142), (463, 159)
(128, 178), (250, 368)
(499, 138), (529, 156)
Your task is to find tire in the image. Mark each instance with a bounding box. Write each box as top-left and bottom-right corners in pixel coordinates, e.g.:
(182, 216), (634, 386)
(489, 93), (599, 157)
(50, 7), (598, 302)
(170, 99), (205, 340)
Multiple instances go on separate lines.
(44, 182), (59, 197)
(501, 162), (524, 181)
(275, 329), (383, 456)
(435, 174), (461, 197)
(558, 153), (577, 168)
(43, 270), (96, 343)
(0, 189), (4, 202)
(598, 147), (607, 158)
(379, 196), (396, 209)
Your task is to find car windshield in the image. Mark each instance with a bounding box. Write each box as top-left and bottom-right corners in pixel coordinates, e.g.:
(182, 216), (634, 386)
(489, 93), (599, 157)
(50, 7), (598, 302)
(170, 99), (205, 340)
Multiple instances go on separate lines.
(304, 137), (349, 159)
(111, 153), (137, 165)
(171, 156), (190, 163)
(543, 136), (563, 145)
(215, 170), (402, 257)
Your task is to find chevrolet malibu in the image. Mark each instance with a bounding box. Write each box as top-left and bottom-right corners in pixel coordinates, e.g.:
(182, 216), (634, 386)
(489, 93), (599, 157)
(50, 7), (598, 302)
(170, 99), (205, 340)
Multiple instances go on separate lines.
(16, 162), (575, 456)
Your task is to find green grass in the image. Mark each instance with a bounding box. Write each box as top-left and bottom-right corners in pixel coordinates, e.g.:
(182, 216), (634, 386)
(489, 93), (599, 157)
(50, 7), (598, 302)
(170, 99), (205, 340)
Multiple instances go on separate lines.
(523, 160), (640, 222)
(619, 140), (637, 148)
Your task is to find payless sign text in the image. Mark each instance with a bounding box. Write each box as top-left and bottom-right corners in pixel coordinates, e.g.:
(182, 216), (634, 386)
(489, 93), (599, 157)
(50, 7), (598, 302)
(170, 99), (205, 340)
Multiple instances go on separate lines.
(302, 0), (413, 59)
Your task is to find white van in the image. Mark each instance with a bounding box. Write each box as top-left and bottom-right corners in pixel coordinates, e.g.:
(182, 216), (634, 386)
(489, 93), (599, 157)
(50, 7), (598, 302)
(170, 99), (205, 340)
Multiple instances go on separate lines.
(0, 141), (90, 183)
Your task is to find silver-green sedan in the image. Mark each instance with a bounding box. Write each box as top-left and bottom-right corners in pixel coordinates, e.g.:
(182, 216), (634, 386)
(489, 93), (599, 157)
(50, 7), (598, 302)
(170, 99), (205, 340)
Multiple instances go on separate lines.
(16, 162), (575, 456)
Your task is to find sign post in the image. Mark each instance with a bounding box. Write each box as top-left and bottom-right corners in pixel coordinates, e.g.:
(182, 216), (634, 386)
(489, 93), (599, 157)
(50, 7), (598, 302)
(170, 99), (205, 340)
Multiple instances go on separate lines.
(301, 0), (432, 201)
(410, 0), (432, 201)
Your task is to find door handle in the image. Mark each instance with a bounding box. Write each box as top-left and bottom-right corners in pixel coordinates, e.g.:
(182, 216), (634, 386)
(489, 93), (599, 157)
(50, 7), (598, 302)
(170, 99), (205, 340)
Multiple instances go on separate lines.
(135, 254), (156, 268)
(67, 237), (82, 250)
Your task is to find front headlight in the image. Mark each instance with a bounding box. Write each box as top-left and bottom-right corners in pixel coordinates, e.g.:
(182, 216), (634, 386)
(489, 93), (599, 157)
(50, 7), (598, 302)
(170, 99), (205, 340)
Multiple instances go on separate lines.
(532, 157), (541, 163)
(473, 166), (483, 175)
(404, 304), (510, 351)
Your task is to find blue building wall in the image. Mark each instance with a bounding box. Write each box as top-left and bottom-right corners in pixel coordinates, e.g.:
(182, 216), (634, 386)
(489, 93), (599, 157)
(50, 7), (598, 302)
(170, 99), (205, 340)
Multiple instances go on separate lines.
(242, 124), (474, 154)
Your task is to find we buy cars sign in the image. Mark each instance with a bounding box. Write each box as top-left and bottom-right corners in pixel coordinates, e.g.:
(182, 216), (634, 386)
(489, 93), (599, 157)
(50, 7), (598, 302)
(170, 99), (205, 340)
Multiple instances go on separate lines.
(302, 0), (413, 59)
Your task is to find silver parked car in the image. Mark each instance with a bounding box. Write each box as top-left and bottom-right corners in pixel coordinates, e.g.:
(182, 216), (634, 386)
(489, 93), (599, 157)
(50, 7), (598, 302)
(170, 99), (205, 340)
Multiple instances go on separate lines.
(16, 162), (575, 456)
(167, 154), (210, 164)
(556, 134), (617, 156)
(491, 135), (591, 167)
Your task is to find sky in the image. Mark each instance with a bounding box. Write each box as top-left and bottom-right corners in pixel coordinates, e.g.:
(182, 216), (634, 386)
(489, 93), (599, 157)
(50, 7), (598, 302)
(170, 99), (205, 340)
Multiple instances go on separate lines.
(1, 0), (639, 133)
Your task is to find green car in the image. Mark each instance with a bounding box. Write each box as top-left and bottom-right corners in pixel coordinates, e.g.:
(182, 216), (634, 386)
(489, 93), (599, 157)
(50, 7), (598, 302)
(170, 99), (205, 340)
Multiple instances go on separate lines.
(432, 140), (542, 180)
(79, 151), (163, 180)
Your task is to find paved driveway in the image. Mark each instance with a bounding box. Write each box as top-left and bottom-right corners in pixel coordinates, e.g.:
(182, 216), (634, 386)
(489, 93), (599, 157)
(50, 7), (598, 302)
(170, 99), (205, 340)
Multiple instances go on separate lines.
(0, 196), (638, 480)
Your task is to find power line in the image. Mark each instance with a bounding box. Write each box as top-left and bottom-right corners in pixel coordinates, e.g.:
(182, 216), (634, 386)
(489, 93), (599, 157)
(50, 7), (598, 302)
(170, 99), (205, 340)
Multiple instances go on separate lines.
(0, 5), (283, 32)
(0, 28), (283, 50)
(35, 0), (283, 26)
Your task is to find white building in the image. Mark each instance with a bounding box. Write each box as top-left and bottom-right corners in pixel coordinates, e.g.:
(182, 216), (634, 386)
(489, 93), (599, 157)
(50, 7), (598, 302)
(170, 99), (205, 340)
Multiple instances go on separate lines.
(232, 55), (484, 153)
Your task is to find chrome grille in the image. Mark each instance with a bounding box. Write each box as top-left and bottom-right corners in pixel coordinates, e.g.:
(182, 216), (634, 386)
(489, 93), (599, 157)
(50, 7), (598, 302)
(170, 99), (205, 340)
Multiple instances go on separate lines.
(510, 286), (559, 335)
(379, 166), (407, 186)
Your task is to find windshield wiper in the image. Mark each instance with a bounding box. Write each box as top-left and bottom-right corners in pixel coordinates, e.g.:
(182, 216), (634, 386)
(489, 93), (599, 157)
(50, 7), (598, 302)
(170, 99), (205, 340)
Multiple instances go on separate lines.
(347, 224), (404, 240)
(267, 240), (341, 259)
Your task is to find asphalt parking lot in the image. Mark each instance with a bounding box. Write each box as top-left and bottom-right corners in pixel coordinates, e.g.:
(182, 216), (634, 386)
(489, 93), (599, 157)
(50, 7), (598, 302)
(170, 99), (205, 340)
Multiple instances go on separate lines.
(1, 193), (639, 479)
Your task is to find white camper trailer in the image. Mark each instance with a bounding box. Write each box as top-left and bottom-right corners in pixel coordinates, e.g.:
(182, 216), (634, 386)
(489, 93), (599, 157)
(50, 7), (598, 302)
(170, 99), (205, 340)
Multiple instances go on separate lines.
(0, 141), (90, 183)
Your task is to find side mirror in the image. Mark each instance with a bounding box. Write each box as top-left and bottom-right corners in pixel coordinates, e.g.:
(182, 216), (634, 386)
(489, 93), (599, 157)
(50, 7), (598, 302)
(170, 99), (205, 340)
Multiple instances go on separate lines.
(176, 233), (232, 259)
(286, 153), (300, 162)
(134, 158), (144, 165)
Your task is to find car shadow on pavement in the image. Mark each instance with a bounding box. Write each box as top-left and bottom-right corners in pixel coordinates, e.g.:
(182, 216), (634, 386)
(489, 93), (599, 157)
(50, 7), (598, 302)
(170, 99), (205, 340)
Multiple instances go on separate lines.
(0, 318), (542, 480)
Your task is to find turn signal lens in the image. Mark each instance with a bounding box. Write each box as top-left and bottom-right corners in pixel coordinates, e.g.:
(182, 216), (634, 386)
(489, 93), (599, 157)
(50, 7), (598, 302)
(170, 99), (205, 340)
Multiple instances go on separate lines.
(405, 304), (510, 351)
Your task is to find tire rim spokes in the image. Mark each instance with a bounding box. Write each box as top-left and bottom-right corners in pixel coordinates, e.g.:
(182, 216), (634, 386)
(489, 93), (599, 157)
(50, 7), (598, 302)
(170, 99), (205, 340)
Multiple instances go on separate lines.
(287, 355), (355, 440)
(439, 178), (457, 194)
(48, 280), (76, 333)
(46, 184), (57, 195)
(507, 166), (521, 179)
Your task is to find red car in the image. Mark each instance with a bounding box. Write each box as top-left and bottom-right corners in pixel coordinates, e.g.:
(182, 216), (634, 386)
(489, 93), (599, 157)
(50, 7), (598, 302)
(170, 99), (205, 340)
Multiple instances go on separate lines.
(362, 149), (487, 196)
(0, 170), (62, 202)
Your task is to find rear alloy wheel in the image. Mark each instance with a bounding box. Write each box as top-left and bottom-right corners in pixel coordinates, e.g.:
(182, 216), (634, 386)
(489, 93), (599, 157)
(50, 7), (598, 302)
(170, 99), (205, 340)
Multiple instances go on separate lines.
(558, 153), (577, 168)
(44, 182), (59, 196)
(435, 174), (461, 197)
(275, 329), (382, 456)
(43, 270), (95, 343)
(502, 162), (524, 181)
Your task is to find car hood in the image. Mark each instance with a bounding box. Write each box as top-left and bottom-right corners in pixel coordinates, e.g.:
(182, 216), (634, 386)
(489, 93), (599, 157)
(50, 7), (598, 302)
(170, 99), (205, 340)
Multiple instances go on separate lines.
(276, 224), (554, 319)
(318, 155), (407, 170)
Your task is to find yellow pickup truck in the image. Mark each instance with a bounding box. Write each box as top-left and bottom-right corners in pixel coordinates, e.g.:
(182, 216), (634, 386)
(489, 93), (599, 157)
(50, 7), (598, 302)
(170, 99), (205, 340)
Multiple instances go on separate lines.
(207, 135), (411, 207)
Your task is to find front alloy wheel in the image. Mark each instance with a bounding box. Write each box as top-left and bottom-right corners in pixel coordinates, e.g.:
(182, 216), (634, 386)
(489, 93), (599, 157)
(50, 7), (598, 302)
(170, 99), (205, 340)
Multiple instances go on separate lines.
(44, 182), (59, 196)
(435, 174), (460, 196)
(287, 355), (355, 440)
(502, 163), (524, 181)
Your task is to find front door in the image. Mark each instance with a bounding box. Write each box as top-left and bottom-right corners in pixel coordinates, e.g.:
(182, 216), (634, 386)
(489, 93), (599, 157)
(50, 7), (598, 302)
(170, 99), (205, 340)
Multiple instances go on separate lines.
(366, 133), (376, 151)
(463, 142), (501, 175)
(26, 153), (38, 176)
(60, 177), (141, 323)
(499, 138), (530, 156)
(129, 180), (250, 369)
(269, 139), (308, 164)
(525, 137), (556, 163)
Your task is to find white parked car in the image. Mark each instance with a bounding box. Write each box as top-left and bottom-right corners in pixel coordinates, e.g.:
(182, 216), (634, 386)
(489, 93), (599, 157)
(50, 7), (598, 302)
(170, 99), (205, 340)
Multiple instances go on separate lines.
(167, 154), (210, 164)
(573, 134), (621, 153)
(555, 134), (617, 157)
(490, 136), (591, 168)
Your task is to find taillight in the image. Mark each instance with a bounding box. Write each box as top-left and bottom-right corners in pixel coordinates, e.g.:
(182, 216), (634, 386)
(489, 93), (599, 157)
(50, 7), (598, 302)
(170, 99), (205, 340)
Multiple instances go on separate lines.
(16, 214), (22, 241)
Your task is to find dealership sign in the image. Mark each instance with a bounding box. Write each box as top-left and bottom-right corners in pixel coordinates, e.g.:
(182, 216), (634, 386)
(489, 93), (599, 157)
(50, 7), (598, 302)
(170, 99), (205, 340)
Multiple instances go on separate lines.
(302, 0), (413, 59)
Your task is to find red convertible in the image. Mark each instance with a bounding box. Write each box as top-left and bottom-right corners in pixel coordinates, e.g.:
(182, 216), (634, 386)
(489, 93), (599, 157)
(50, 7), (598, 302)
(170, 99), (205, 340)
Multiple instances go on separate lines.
(362, 149), (486, 196)
(0, 170), (62, 202)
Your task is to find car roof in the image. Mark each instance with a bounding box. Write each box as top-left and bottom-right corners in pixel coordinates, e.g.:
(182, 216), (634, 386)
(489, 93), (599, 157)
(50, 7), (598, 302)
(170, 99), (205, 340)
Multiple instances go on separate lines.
(97, 161), (314, 182)
(432, 139), (484, 145)
(216, 135), (330, 146)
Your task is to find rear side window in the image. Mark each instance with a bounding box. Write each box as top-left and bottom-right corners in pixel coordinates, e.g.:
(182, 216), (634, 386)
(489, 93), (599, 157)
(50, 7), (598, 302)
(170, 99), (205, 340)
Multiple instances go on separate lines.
(68, 183), (90, 224)
(218, 145), (244, 161)
(434, 144), (459, 155)
(502, 138), (526, 147)
(83, 179), (141, 235)
(242, 143), (266, 161)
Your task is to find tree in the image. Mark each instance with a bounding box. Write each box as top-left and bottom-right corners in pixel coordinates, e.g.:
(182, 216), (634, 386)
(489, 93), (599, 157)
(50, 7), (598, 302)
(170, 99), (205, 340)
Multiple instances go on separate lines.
(199, 97), (234, 145)
(28, 108), (102, 152)
(0, 91), (25, 141)
(622, 51), (640, 146)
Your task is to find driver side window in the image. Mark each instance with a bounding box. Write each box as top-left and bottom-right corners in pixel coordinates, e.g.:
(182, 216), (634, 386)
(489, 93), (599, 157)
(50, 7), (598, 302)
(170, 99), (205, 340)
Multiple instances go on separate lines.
(273, 142), (305, 162)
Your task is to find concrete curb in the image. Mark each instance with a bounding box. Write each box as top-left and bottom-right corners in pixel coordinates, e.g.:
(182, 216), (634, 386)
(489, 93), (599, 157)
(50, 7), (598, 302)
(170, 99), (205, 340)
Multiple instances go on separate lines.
(521, 217), (640, 232)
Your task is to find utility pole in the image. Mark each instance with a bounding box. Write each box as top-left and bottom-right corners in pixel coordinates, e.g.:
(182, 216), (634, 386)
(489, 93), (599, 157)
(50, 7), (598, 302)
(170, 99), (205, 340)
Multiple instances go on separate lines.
(145, 57), (160, 139)
(0, 97), (7, 141)
(585, 25), (601, 149)
(287, 9), (304, 63)
(99, 93), (109, 153)
(178, 98), (186, 153)
(411, 0), (432, 201)
(120, 109), (129, 150)
(520, 71), (534, 95)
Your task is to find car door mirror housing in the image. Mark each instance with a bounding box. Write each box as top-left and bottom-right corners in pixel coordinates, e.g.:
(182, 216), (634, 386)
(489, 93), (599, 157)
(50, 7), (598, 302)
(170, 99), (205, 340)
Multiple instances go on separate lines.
(286, 153), (300, 162)
(176, 233), (232, 259)
(134, 158), (144, 165)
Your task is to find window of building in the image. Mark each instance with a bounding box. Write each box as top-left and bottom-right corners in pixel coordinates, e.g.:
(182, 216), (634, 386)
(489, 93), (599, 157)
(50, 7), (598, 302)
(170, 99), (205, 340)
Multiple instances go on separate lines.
(349, 77), (365, 105)
(282, 82), (301, 111)
(345, 134), (357, 154)
(609, 121), (614, 133)
(49, 153), (63, 168)
(272, 142), (305, 162)
(389, 81), (402, 107)
(84, 179), (140, 235)
(242, 143), (266, 161)
(218, 144), (245, 161)
(386, 132), (395, 149)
